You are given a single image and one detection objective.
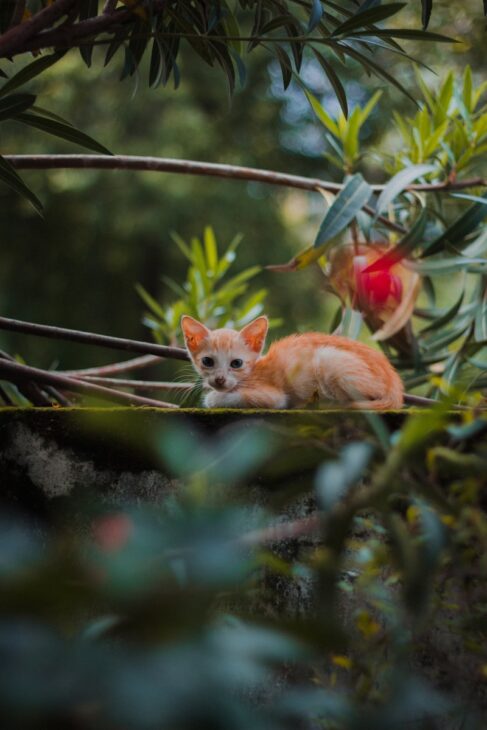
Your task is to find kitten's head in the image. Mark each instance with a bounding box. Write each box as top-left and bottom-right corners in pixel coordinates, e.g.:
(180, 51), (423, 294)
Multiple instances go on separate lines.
(181, 315), (268, 392)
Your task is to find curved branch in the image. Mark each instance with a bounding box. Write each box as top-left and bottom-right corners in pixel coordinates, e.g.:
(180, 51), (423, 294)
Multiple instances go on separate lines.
(0, 359), (179, 408)
(64, 354), (163, 377)
(7, 154), (486, 193)
(0, 315), (189, 361)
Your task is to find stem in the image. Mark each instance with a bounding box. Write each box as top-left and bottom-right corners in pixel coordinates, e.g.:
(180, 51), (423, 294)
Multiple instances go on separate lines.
(0, 315), (189, 362)
(64, 354), (163, 376)
(0, 0), (77, 58)
(4, 154), (408, 233)
(0, 359), (179, 408)
(77, 375), (194, 391)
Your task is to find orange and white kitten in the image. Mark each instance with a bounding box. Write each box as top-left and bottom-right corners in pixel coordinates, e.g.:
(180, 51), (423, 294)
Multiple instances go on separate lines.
(181, 315), (404, 410)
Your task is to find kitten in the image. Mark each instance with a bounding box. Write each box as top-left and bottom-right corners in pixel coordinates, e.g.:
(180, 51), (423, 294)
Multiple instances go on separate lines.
(181, 315), (404, 410)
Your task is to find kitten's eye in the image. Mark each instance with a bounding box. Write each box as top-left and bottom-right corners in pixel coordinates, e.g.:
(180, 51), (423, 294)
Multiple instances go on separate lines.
(201, 357), (214, 368)
(230, 359), (243, 369)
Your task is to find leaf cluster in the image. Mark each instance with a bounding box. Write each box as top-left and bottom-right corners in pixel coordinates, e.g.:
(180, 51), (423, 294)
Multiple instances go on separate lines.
(137, 226), (277, 344)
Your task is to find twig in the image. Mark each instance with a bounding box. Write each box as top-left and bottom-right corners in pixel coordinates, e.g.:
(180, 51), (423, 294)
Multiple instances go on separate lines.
(0, 0), (77, 58)
(239, 513), (322, 547)
(64, 354), (162, 376)
(0, 349), (53, 406)
(0, 1), (167, 58)
(0, 359), (179, 408)
(76, 375), (194, 390)
(0, 316), (189, 362)
(5, 155), (404, 233)
(8, 155), (485, 195)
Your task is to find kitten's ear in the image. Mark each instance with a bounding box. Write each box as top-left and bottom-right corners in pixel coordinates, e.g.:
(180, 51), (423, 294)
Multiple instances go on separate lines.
(181, 316), (210, 353)
(240, 316), (268, 354)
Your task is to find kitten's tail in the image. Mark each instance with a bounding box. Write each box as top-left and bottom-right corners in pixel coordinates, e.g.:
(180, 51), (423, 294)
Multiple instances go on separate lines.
(348, 373), (404, 411)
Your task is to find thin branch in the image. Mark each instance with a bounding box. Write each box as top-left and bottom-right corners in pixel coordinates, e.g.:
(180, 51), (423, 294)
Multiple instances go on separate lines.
(0, 359), (179, 408)
(7, 156), (486, 235)
(8, 155), (485, 194)
(64, 354), (162, 377)
(0, 2), (166, 58)
(0, 316), (189, 362)
(4, 154), (405, 233)
(0, 0), (77, 58)
(0, 349), (53, 406)
(239, 513), (322, 547)
(77, 375), (194, 390)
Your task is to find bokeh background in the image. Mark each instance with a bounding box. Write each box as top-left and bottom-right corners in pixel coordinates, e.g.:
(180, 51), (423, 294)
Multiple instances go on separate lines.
(0, 0), (484, 372)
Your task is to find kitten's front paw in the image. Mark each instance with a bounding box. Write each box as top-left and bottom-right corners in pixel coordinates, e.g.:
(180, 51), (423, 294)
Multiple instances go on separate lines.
(203, 390), (245, 408)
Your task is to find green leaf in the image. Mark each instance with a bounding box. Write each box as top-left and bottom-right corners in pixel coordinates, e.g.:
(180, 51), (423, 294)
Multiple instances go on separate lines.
(274, 46), (292, 90)
(0, 53), (64, 98)
(463, 65), (473, 112)
(423, 192), (487, 256)
(0, 93), (36, 122)
(412, 256), (487, 274)
(0, 155), (43, 216)
(365, 208), (428, 272)
(314, 174), (372, 248)
(308, 0), (323, 31)
(348, 29), (456, 43)
(331, 3), (406, 37)
(474, 287), (487, 342)
(421, 0), (433, 29)
(311, 50), (348, 119)
(304, 88), (340, 137)
(13, 112), (112, 155)
(203, 226), (218, 275)
(419, 291), (465, 334)
(359, 90), (382, 125)
(374, 164), (436, 219)
(338, 43), (418, 106)
(315, 442), (372, 511)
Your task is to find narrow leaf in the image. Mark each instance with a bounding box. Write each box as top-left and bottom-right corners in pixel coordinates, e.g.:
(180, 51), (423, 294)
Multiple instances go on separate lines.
(0, 53), (64, 98)
(332, 3), (406, 36)
(13, 112), (112, 155)
(0, 93), (36, 121)
(308, 0), (324, 31)
(375, 164), (436, 219)
(314, 174), (372, 248)
(421, 0), (433, 29)
(423, 192), (487, 256)
(0, 156), (43, 216)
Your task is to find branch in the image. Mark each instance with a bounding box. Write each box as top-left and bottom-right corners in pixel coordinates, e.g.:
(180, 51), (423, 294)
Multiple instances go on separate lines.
(5, 154), (407, 233)
(0, 315), (189, 362)
(76, 375), (194, 391)
(0, 359), (179, 408)
(0, 2), (166, 58)
(64, 354), (163, 376)
(0, 348), (62, 406)
(7, 156), (486, 235)
(0, 0), (77, 58)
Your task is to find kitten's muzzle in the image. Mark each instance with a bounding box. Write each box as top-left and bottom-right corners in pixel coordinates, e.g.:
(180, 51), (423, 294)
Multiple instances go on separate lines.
(212, 376), (227, 390)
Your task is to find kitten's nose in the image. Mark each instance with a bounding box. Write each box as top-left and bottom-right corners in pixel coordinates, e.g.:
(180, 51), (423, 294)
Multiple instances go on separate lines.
(214, 376), (226, 388)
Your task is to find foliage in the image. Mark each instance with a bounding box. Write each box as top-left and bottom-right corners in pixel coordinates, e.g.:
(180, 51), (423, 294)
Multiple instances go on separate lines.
(137, 226), (278, 345)
(0, 0), (459, 102)
(0, 408), (487, 727)
(270, 67), (487, 401)
(0, 55), (112, 214)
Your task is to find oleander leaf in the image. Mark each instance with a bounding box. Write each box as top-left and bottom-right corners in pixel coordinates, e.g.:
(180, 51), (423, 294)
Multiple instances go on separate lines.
(314, 174), (372, 248)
